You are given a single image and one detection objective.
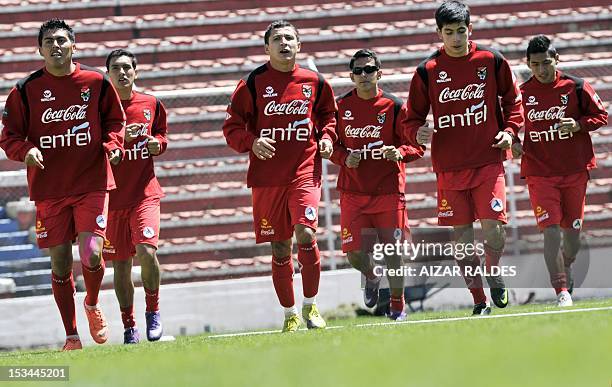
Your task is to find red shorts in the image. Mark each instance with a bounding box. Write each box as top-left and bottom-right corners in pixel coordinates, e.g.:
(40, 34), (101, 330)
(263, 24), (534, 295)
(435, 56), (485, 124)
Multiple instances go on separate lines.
(526, 171), (588, 230)
(252, 175), (321, 243)
(340, 192), (409, 253)
(35, 191), (109, 249)
(103, 197), (161, 260)
(437, 171), (507, 226)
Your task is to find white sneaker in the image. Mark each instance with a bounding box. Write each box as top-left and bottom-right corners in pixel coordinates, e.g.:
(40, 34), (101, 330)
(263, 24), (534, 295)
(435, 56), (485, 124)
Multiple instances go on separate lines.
(557, 290), (573, 307)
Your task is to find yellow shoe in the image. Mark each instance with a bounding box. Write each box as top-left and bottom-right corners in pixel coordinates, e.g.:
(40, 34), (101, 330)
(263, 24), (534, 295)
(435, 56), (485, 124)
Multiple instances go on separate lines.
(282, 314), (302, 333)
(302, 303), (326, 329)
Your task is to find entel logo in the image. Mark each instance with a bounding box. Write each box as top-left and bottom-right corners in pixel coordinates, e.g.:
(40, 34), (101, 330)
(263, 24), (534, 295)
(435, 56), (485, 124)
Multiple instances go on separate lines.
(39, 121), (91, 149)
(528, 123), (574, 143)
(125, 138), (150, 161)
(437, 100), (487, 129)
(260, 117), (311, 142)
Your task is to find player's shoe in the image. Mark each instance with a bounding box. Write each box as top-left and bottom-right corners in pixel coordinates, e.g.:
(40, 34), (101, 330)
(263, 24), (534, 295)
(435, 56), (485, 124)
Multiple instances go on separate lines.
(123, 327), (140, 344)
(84, 300), (108, 344)
(557, 290), (573, 307)
(282, 314), (302, 333)
(486, 275), (509, 308)
(61, 335), (82, 351)
(145, 311), (163, 341)
(302, 304), (326, 329)
(387, 310), (407, 321)
(472, 302), (492, 316)
(363, 276), (381, 308)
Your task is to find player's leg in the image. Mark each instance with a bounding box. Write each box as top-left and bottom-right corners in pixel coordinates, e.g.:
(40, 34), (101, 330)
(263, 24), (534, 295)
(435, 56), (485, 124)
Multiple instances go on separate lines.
(291, 176), (325, 329)
(271, 239), (300, 331)
(112, 257), (139, 343)
(439, 188), (488, 314)
(37, 199), (81, 350)
(562, 228), (580, 296)
(453, 224), (489, 315)
(131, 198), (163, 341)
(474, 174), (509, 309)
(560, 175), (587, 297)
(75, 191), (109, 344)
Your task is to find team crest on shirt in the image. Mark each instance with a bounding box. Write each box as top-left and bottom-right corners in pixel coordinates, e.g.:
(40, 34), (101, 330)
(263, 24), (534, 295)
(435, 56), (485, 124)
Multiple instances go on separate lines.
(477, 67), (487, 81)
(143, 108), (151, 121)
(560, 93), (569, 105)
(80, 87), (91, 102)
(302, 84), (312, 98)
(377, 112), (386, 124)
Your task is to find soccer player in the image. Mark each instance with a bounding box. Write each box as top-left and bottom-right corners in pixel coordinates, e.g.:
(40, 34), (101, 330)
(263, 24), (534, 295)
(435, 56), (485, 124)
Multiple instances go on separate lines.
(0, 19), (125, 350)
(512, 35), (607, 306)
(331, 49), (424, 321)
(223, 20), (337, 332)
(105, 49), (168, 343)
(404, 1), (524, 315)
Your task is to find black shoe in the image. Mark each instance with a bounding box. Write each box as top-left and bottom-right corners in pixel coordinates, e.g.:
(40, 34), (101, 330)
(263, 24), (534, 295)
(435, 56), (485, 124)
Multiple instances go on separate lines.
(472, 302), (492, 316)
(363, 276), (381, 308)
(486, 275), (509, 308)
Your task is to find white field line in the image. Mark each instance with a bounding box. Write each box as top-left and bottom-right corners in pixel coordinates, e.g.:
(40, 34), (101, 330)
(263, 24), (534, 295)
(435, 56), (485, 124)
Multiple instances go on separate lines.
(207, 306), (612, 339)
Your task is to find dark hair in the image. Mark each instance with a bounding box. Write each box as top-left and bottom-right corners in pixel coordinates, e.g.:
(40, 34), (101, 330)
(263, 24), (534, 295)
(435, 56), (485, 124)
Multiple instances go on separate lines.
(526, 35), (557, 61)
(105, 49), (138, 70)
(349, 49), (382, 70)
(264, 20), (299, 45)
(435, 1), (470, 30)
(38, 18), (75, 47)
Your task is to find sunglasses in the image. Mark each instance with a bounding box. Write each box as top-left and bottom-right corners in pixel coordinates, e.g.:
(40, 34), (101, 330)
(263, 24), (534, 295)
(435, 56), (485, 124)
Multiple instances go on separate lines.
(352, 65), (379, 75)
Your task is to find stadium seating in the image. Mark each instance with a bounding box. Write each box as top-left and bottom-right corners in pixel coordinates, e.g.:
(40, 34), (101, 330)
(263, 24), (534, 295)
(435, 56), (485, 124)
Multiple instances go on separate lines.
(0, 0), (611, 296)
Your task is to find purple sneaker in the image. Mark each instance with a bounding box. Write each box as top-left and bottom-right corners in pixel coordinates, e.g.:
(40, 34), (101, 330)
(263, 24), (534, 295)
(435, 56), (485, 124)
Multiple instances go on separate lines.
(145, 311), (163, 341)
(123, 327), (140, 344)
(387, 310), (407, 322)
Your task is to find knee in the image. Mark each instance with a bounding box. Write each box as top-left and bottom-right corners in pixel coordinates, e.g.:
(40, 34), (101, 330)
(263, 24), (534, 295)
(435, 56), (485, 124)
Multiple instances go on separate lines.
(483, 223), (505, 249)
(347, 251), (361, 267)
(112, 261), (132, 281)
(136, 245), (158, 267)
(294, 225), (316, 245)
(271, 241), (292, 259)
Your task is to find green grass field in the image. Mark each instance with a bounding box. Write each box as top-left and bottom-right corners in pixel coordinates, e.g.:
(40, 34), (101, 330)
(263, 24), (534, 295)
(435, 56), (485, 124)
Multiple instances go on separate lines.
(1, 299), (611, 387)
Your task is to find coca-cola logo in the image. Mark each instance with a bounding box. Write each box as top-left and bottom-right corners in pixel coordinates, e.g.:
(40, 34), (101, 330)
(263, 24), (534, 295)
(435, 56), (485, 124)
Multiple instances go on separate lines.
(344, 125), (382, 139)
(264, 100), (309, 116)
(527, 106), (566, 122)
(439, 83), (485, 103)
(41, 105), (88, 123)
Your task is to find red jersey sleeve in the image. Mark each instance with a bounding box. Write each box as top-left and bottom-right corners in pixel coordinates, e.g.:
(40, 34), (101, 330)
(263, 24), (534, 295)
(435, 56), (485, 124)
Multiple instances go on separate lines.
(0, 87), (37, 162)
(395, 103), (425, 162)
(100, 77), (126, 156)
(403, 71), (431, 147)
(578, 81), (608, 132)
(152, 98), (169, 155)
(223, 79), (258, 153)
(330, 137), (349, 167)
(496, 59), (524, 137)
(314, 79), (338, 143)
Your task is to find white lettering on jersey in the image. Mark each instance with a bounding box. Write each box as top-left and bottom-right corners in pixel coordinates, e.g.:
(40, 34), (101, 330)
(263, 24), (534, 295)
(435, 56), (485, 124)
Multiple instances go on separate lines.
(528, 123), (574, 143)
(41, 105), (88, 123)
(124, 138), (151, 160)
(344, 125), (382, 139)
(439, 83), (485, 103)
(260, 117), (312, 142)
(346, 140), (385, 160)
(39, 121), (91, 149)
(527, 106), (566, 122)
(437, 101), (487, 129)
(263, 100), (309, 116)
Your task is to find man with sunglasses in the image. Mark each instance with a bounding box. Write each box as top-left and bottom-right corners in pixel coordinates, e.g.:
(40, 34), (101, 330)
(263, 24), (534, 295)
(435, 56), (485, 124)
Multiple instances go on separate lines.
(331, 49), (424, 320)
(223, 20), (337, 332)
(403, 1), (524, 315)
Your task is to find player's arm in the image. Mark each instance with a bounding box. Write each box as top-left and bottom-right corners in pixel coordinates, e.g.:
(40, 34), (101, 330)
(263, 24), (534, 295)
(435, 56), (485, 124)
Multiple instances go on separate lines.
(0, 87), (41, 167)
(403, 70), (433, 147)
(392, 103), (425, 163)
(100, 76), (126, 164)
(222, 80), (258, 154)
(147, 99), (169, 156)
(314, 79), (338, 158)
(495, 57), (524, 144)
(575, 81), (608, 132)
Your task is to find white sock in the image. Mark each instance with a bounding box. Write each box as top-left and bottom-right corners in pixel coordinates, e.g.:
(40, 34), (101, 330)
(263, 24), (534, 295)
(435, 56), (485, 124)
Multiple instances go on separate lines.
(284, 306), (298, 317)
(303, 296), (316, 306)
